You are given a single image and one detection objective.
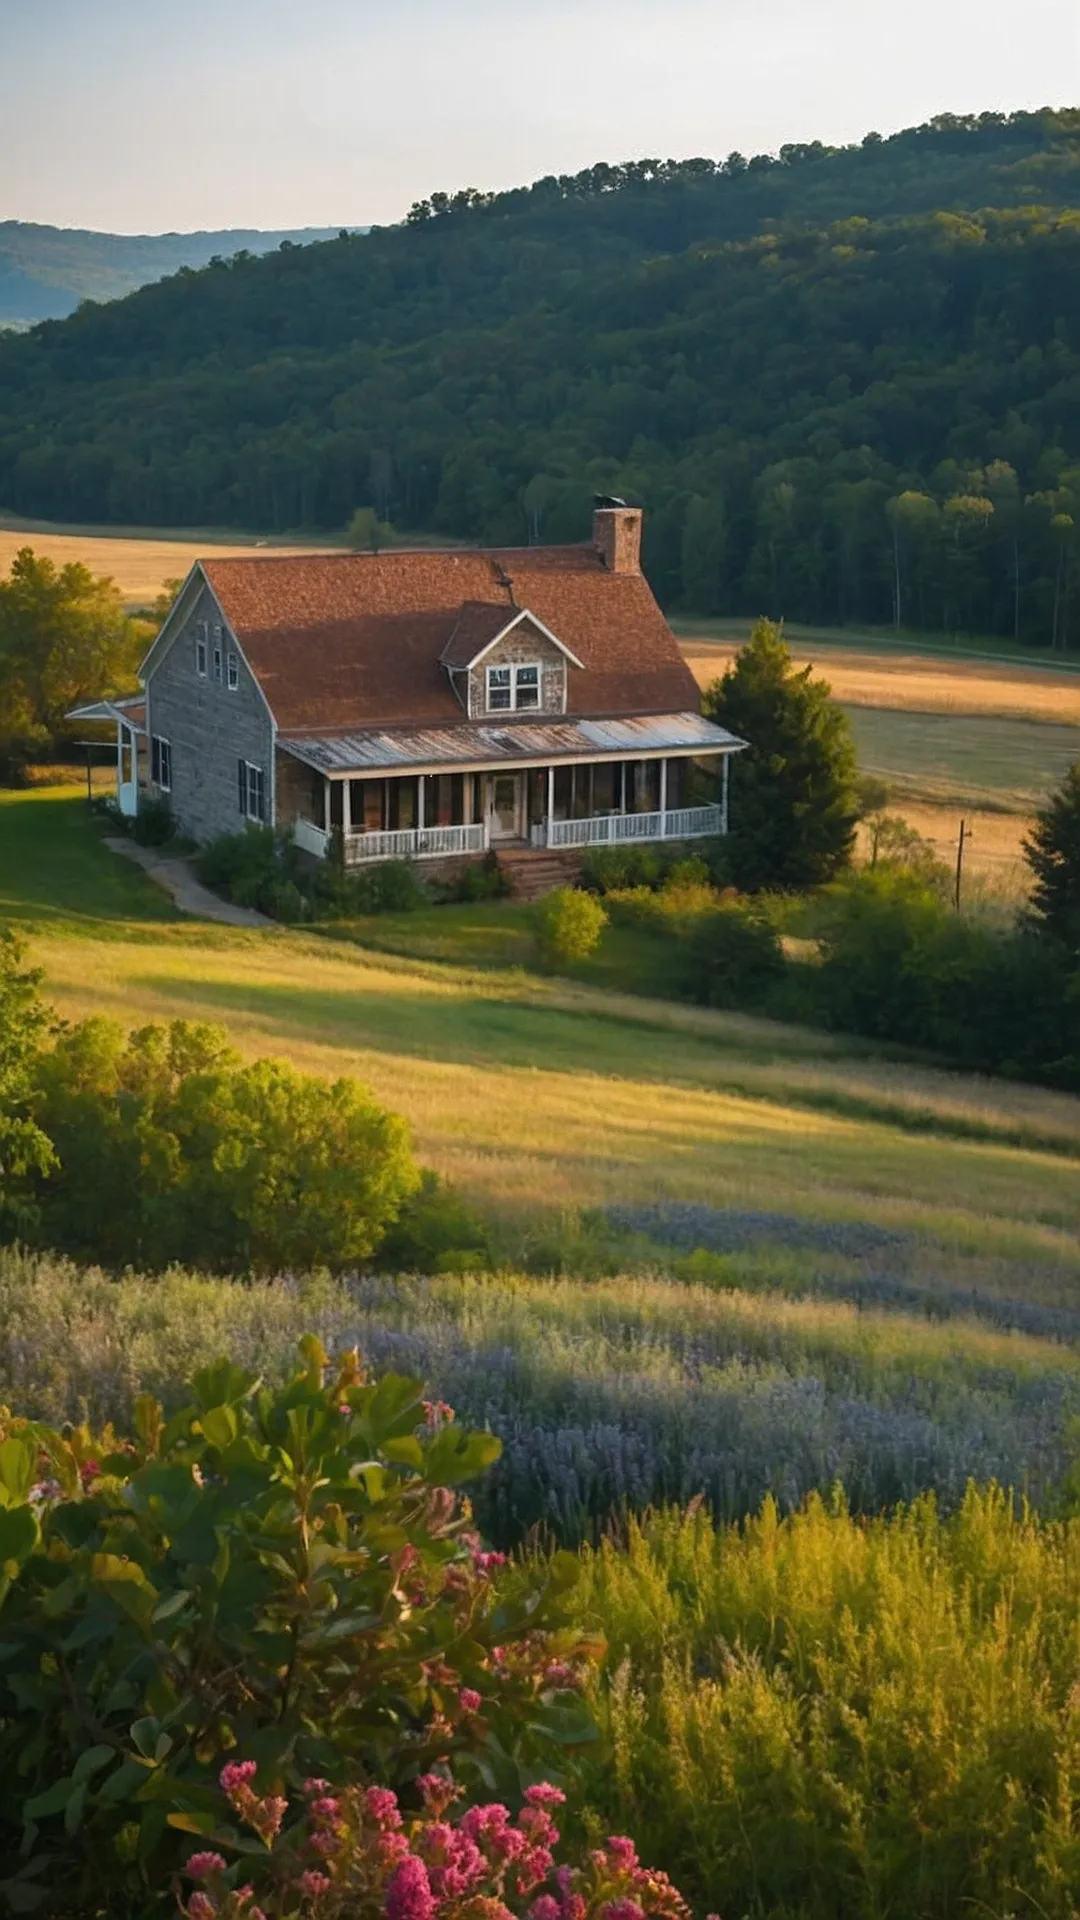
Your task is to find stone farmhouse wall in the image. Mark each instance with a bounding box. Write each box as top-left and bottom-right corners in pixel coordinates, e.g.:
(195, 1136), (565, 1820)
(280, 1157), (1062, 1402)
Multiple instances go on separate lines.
(466, 622), (566, 717)
(145, 583), (274, 845)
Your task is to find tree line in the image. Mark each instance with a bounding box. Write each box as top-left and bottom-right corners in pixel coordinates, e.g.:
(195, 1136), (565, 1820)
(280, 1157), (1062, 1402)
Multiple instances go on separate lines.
(2, 114), (1080, 642)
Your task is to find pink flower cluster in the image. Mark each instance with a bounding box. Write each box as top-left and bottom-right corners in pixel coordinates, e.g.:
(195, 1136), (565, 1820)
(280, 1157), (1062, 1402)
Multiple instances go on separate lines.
(180, 1843), (267, 1920)
(180, 1766), (703, 1920)
(219, 1759), (288, 1846)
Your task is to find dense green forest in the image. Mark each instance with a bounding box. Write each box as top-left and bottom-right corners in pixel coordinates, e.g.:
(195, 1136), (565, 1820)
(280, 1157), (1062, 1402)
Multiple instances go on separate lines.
(3, 109), (1080, 642)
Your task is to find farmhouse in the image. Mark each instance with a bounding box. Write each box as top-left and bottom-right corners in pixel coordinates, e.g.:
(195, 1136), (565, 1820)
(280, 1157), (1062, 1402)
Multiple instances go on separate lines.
(73, 503), (745, 890)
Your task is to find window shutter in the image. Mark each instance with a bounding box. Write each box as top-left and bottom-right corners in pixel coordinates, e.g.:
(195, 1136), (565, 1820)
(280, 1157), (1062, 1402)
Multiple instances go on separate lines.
(238, 759), (247, 815)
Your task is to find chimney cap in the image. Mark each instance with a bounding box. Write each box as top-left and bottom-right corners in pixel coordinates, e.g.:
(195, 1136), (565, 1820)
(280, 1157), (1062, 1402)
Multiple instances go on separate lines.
(593, 493), (628, 509)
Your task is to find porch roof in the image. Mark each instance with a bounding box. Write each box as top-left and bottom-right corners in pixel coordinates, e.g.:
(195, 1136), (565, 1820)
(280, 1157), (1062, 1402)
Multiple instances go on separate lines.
(278, 710), (744, 779)
(66, 696), (147, 735)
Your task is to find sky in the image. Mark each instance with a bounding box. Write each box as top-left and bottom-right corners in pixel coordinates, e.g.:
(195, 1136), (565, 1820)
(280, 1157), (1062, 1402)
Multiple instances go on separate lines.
(2, 0), (1078, 235)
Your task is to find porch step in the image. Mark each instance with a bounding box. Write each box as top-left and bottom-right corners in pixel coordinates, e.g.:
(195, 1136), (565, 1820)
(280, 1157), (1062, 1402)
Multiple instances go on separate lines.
(496, 847), (584, 903)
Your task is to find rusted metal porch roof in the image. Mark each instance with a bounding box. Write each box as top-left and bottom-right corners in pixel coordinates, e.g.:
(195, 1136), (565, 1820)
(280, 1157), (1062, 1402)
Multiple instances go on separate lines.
(279, 710), (743, 779)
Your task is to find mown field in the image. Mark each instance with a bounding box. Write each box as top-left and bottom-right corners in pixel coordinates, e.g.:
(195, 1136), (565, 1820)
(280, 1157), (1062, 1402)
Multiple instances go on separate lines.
(0, 512), (336, 606)
(682, 620), (1080, 900)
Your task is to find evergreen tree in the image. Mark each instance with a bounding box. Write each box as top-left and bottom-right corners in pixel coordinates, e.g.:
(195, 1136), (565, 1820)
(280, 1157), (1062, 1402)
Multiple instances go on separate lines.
(1024, 764), (1080, 951)
(704, 618), (859, 889)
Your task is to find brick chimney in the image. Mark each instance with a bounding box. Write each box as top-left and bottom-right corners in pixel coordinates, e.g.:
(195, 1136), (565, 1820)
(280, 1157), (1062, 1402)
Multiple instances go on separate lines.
(593, 499), (643, 574)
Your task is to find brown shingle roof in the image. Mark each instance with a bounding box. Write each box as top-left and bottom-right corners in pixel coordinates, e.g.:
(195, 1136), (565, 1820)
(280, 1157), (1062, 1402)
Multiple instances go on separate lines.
(198, 543), (698, 731)
(439, 601), (520, 671)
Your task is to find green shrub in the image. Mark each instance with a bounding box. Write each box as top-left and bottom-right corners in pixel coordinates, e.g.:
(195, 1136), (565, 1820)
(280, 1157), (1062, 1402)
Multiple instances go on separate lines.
(683, 897), (787, 1008)
(605, 879), (722, 936)
(580, 844), (667, 894)
(533, 887), (608, 969)
(373, 1170), (492, 1273)
(195, 825), (281, 902)
(811, 867), (1080, 1081)
(0, 1339), (597, 1913)
(0, 929), (53, 1236)
(342, 859), (428, 914)
(432, 852), (510, 904)
(131, 793), (174, 847)
(29, 1017), (420, 1272)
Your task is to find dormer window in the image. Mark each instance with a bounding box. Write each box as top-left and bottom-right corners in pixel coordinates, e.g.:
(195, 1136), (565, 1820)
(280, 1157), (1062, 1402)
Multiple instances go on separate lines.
(487, 662), (540, 713)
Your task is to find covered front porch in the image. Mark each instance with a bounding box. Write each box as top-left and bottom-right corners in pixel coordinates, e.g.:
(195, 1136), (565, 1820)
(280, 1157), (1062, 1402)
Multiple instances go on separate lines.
(289, 755), (730, 868)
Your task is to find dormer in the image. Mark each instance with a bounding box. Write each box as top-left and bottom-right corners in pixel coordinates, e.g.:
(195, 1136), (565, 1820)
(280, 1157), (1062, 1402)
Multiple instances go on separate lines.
(440, 604), (584, 719)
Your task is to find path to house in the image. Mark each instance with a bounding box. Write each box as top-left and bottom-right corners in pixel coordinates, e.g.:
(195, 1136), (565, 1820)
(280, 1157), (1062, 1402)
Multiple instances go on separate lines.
(103, 836), (270, 927)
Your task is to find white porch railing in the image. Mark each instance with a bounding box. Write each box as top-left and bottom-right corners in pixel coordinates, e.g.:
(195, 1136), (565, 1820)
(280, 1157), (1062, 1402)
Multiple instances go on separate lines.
(346, 823), (487, 864)
(546, 804), (723, 850)
(294, 817), (487, 865)
(294, 817), (331, 859)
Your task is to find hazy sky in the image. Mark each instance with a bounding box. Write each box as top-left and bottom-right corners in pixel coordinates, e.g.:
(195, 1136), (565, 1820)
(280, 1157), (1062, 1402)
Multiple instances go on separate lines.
(2, 0), (1078, 234)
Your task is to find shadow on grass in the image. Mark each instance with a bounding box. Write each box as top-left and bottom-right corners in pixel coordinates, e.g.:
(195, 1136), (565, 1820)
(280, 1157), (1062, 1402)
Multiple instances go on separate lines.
(133, 971), (1080, 1164)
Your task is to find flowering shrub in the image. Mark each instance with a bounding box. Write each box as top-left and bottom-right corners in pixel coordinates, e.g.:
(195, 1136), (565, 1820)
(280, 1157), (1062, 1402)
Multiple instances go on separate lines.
(0, 1340), (599, 1913)
(176, 1766), (705, 1920)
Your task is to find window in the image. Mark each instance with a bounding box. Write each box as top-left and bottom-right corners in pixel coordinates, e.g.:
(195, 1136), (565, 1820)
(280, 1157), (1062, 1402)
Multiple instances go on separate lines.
(238, 759), (265, 822)
(487, 666), (511, 711)
(486, 662), (541, 713)
(226, 651), (240, 691)
(151, 735), (172, 792)
(195, 625), (207, 677)
(514, 664), (540, 710)
(213, 647), (223, 684)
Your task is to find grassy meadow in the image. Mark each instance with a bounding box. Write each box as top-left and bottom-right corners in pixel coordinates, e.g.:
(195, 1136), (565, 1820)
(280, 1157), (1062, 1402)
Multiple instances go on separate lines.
(8, 788), (1080, 1265)
(7, 755), (1080, 1914)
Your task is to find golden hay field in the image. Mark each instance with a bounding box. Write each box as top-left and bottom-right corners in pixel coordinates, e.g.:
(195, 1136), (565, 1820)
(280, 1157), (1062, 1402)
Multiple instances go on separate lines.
(0, 517), (339, 605)
(681, 638), (1080, 726)
(683, 632), (1080, 893)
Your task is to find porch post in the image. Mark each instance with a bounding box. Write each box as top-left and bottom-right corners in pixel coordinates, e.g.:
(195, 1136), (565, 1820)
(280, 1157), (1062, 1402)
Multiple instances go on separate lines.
(619, 762), (627, 813)
(417, 775), (426, 830)
(322, 778), (331, 834)
(546, 765), (555, 846)
(342, 778), (352, 839)
(115, 724), (123, 800)
(659, 758), (668, 834)
(721, 753), (730, 835)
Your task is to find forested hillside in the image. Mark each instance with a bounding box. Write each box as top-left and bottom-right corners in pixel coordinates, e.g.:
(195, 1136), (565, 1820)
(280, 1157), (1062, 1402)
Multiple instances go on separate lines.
(3, 109), (1080, 642)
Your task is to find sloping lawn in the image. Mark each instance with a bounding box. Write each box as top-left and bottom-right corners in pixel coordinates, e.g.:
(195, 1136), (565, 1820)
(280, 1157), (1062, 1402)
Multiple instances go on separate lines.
(0, 786), (180, 931)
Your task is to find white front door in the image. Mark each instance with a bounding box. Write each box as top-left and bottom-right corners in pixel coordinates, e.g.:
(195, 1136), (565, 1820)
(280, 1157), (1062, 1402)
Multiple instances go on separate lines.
(487, 772), (525, 842)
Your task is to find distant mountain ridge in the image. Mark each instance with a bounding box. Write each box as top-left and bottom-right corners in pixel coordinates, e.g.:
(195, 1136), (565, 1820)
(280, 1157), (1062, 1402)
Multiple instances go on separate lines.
(0, 221), (363, 326)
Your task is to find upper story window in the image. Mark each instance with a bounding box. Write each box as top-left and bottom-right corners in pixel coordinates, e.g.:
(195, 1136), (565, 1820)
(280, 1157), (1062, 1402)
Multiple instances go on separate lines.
(226, 651), (240, 691)
(195, 623), (207, 677)
(151, 735), (172, 792)
(487, 662), (541, 713)
(213, 646), (223, 684)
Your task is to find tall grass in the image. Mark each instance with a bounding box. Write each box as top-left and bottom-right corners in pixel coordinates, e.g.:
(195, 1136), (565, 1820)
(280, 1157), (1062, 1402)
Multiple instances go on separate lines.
(569, 1492), (1080, 1918)
(4, 1252), (1079, 1545)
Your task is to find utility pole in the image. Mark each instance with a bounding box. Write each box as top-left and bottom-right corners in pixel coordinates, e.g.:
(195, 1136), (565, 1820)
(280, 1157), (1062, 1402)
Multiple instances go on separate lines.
(954, 817), (969, 913)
